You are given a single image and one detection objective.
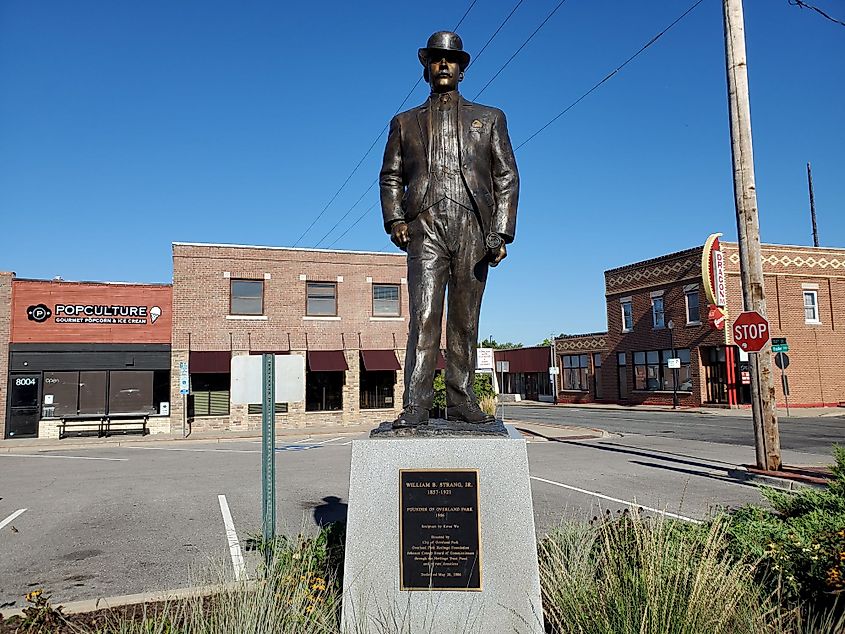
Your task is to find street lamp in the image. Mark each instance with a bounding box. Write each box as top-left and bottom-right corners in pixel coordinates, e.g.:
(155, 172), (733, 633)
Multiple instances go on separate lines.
(668, 319), (678, 409)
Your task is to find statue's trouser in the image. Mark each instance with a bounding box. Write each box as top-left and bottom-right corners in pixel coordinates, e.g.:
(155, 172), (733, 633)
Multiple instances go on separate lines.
(403, 199), (489, 410)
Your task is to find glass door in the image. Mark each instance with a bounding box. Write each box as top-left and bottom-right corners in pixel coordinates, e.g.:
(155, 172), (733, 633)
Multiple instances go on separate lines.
(7, 374), (41, 438)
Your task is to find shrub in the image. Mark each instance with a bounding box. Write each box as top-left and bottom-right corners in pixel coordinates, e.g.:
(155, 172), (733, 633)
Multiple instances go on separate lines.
(722, 445), (845, 616)
(431, 372), (495, 411)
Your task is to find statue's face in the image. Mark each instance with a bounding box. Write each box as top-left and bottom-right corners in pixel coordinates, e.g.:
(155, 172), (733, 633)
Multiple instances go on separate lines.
(427, 53), (462, 93)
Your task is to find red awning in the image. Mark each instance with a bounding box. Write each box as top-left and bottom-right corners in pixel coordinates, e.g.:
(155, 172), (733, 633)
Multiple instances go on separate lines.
(361, 350), (401, 371)
(493, 346), (551, 373)
(189, 351), (231, 374)
(436, 351), (446, 370)
(307, 350), (349, 372)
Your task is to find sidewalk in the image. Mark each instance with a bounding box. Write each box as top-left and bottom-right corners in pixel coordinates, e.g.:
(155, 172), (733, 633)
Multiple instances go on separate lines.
(0, 423), (374, 453)
(507, 400), (845, 418)
(0, 420), (607, 453)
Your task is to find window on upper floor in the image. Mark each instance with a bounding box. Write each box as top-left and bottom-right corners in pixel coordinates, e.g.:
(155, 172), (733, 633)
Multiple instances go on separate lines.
(803, 290), (820, 324)
(230, 279), (264, 315)
(621, 300), (633, 332)
(373, 283), (400, 317)
(652, 296), (665, 329)
(685, 287), (700, 324)
(306, 282), (337, 316)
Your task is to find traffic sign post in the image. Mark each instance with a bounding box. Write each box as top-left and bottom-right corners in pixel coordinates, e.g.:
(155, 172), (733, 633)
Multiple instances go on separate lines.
(731, 310), (780, 470)
(262, 354), (275, 571)
(179, 361), (189, 437)
(774, 352), (790, 418)
(231, 353), (306, 573)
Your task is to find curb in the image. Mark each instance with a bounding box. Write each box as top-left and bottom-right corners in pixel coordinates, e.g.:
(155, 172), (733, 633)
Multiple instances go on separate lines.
(509, 420), (612, 440)
(0, 427), (369, 454)
(727, 466), (827, 492)
(0, 581), (257, 619)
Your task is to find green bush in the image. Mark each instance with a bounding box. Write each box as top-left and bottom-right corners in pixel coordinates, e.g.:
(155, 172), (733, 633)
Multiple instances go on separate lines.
(431, 372), (495, 411)
(722, 445), (845, 615)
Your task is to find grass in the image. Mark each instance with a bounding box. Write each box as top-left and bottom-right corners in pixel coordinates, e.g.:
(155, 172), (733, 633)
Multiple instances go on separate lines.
(539, 511), (770, 634)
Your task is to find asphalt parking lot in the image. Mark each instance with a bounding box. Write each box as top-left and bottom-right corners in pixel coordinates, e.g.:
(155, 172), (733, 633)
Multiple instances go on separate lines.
(0, 410), (840, 610)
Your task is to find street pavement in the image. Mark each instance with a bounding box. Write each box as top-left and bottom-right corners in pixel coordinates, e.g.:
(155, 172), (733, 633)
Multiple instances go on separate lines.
(0, 407), (842, 610)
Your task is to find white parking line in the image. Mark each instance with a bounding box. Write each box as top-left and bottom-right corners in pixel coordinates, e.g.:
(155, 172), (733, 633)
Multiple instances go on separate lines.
(0, 509), (27, 531)
(311, 436), (344, 446)
(530, 476), (703, 524)
(0, 454), (127, 462)
(217, 495), (246, 581)
(126, 446), (258, 454)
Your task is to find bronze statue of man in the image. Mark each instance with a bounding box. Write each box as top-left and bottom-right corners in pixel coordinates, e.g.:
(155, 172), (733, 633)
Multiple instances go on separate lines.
(380, 31), (519, 428)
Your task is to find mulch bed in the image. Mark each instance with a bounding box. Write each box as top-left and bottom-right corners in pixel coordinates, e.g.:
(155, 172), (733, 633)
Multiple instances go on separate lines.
(0, 600), (180, 633)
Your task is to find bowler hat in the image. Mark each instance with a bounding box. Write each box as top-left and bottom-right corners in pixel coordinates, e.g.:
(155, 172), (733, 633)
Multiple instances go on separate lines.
(418, 31), (470, 69)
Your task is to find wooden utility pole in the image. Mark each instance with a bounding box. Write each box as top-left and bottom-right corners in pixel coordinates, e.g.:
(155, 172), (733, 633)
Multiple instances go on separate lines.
(807, 162), (819, 247)
(722, 0), (781, 470)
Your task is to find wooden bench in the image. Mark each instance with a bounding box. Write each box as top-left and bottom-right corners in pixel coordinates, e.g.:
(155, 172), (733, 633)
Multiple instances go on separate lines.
(59, 414), (150, 439)
(102, 413), (149, 437)
(59, 415), (105, 439)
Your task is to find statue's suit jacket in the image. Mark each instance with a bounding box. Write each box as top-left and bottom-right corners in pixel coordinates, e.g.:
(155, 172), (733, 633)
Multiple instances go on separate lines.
(380, 94), (519, 243)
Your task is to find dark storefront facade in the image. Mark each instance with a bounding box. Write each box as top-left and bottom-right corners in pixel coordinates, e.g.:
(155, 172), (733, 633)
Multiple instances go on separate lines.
(4, 279), (172, 438)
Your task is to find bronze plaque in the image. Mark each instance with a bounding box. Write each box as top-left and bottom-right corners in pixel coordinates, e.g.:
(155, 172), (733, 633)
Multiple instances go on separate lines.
(399, 469), (481, 591)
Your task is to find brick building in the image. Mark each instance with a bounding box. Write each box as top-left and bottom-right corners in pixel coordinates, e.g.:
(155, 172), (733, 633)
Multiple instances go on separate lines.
(2, 277), (172, 439)
(553, 240), (845, 409)
(171, 242), (413, 433)
(0, 272), (13, 438)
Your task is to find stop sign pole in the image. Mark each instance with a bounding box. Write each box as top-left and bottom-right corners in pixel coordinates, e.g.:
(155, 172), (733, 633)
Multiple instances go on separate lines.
(723, 0), (781, 471)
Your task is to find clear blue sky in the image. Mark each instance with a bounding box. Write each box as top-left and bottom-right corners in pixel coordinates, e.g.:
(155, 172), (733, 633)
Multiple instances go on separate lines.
(1, 0), (842, 346)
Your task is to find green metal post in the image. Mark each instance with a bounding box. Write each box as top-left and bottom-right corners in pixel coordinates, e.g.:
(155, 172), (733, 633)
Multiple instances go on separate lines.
(261, 353), (276, 571)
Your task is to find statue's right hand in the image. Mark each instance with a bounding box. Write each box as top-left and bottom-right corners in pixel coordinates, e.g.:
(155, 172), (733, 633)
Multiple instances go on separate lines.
(390, 221), (410, 251)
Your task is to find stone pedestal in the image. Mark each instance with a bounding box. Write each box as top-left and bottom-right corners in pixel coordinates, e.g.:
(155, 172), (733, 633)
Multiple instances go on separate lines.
(341, 426), (544, 634)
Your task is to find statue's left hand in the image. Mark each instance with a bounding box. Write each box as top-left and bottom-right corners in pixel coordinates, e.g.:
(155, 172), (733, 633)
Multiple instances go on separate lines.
(489, 244), (507, 267)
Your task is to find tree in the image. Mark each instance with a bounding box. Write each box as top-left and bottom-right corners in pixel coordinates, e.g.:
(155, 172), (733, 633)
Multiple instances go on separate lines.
(478, 337), (522, 350)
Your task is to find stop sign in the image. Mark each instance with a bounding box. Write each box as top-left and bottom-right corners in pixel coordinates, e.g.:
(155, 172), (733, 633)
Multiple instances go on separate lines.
(732, 311), (771, 352)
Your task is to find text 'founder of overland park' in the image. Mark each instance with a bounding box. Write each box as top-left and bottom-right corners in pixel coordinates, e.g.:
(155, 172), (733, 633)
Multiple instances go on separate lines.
(379, 31), (519, 429)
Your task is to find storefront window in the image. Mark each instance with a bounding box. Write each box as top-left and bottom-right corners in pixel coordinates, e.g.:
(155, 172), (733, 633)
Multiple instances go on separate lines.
(43, 371), (79, 418)
(190, 374), (230, 417)
(360, 370), (396, 409)
(248, 403), (289, 414)
(562, 354), (589, 391)
(306, 371), (343, 411)
(79, 371), (108, 415)
(634, 349), (692, 392)
(109, 371), (155, 414)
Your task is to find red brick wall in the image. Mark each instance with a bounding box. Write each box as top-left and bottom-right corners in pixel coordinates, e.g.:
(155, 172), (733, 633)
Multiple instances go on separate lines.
(171, 243), (415, 429)
(11, 280), (172, 344)
(596, 242), (845, 409)
(0, 272), (13, 438)
(554, 333), (606, 404)
(722, 243), (845, 407)
(172, 244), (410, 352)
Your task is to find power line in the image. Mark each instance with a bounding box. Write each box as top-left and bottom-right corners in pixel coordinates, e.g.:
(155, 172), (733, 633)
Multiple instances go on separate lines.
(314, 179), (377, 247)
(515, 0), (706, 150)
(291, 0), (479, 248)
(328, 200), (380, 248)
(330, 0), (707, 249)
(469, 0), (526, 68)
(788, 0), (845, 27)
(473, 0), (570, 99)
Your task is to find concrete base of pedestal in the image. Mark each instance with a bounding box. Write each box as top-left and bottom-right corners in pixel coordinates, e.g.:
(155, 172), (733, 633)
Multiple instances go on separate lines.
(340, 426), (544, 634)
